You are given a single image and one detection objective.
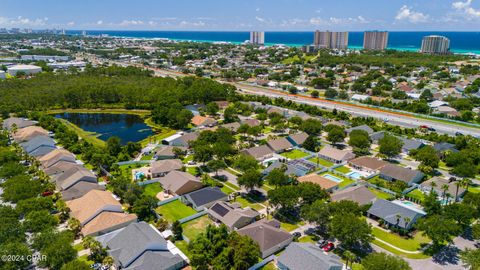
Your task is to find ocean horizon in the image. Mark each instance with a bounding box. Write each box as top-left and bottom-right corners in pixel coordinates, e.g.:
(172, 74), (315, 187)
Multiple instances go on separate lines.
(66, 30), (480, 54)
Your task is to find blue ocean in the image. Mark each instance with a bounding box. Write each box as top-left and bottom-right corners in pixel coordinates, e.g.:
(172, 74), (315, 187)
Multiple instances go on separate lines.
(67, 30), (480, 54)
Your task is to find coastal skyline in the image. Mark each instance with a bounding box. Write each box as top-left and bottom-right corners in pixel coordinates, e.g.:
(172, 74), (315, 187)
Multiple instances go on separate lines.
(1, 0), (480, 31)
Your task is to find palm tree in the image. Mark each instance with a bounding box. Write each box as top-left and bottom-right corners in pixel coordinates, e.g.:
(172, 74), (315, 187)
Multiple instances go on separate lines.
(343, 250), (356, 269)
(463, 178), (473, 192)
(441, 184), (449, 202)
(102, 256), (114, 268)
(403, 217), (411, 234)
(395, 214), (402, 230)
(454, 180), (462, 202)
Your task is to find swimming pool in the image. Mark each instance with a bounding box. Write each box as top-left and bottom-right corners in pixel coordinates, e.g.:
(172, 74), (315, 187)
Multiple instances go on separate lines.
(322, 174), (343, 183)
(135, 171), (145, 180)
(346, 171), (362, 180)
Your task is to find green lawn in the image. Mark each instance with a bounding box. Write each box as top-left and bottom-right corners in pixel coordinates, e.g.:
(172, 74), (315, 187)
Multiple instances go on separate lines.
(468, 186), (480, 194)
(182, 215), (214, 240)
(406, 189), (425, 202)
(320, 172), (354, 188)
(155, 200), (196, 222)
(59, 119), (106, 148)
(174, 240), (191, 258)
(281, 149), (309, 159)
(280, 221), (299, 232)
(259, 262), (278, 270)
(78, 255), (95, 265)
(298, 235), (317, 243)
(186, 166), (200, 176)
(141, 153), (154, 161)
(116, 163), (144, 180)
(234, 196), (265, 211)
(373, 227), (430, 252)
(308, 157), (334, 168)
(372, 239), (430, 259)
(182, 155), (193, 164)
(334, 165), (351, 174)
(143, 183), (163, 197)
(73, 243), (84, 252)
(368, 187), (394, 200)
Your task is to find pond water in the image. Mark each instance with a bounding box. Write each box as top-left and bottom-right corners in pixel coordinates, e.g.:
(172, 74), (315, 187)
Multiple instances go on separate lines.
(54, 113), (153, 145)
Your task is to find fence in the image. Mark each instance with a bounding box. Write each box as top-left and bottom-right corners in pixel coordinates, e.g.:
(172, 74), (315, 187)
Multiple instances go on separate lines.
(136, 178), (160, 186)
(248, 255), (275, 270)
(178, 210), (207, 224)
(116, 160), (152, 166)
(157, 196), (180, 206)
(365, 182), (398, 196)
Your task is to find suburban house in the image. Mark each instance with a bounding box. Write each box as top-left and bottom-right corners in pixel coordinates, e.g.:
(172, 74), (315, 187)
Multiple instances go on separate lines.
(61, 181), (105, 201)
(237, 219), (293, 258)
(99, 222), (186, 270)
(286, 132), (309, 147)
(39, 149), (76, 169)
(241, 118), (261, 127)
(158, 170), (203, 195)
(348, 156), (388, 174)
(43, 160), (83, 176)
(263, 160), (313, 177)
(369, 131), (386, 144)
(207, 201), (260, 230)
(379, 164), (425, 186)
(331, 185), (377, 206)
(13, 126), (50, 142)
(150, 159), (183, 178)
(154, 146), (187, 160)
(345, 125), (374, 135)
(241, 145), (275, 161)
(267, 137), (294, 153)
(419, 177), (466, 201)
(54, 166), (97, 191)
(367, 199), (426, 230)
(19, 135), (56, 157)
(297, 174), (339, 192)
(432, 142), (458, 157)
(191, 115), (217, 127)
(399, 137), (425, 153)
(220, 122), (241, 132)
(181, 187), (228, 211)
(2, 117), (36, 131)
(277, 242), (343, 270)
(161, 132), (199, 147)
(67, 190), (137, 236)
(317, 146), (355, 164)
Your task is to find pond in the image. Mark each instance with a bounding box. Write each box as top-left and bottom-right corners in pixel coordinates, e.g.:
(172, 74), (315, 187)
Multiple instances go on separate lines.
(54, 112), (153, 145)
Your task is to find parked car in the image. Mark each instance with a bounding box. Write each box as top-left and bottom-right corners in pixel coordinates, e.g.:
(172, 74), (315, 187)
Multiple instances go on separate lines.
(292, 232), (301, 238)
(455, 132), (464, 136)
(42, 191), (54, 197)
(322, 242), (335, 252)
(304, 228), (316, 235)
(90, 263), (101, 270)
(427, 127), (436, 132)
(316, 239), (328, 248)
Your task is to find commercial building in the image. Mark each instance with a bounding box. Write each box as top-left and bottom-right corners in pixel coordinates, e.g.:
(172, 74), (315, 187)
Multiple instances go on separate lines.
(7, 64), (42, 76)
(363, 31), (388, 50)
(250, 31), (265, 45)
(420, 35), (450, 55)
(313, 31), (348, 50)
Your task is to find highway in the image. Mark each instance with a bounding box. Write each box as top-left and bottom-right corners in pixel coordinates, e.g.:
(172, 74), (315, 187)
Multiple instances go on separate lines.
(79, 54), (480, 138)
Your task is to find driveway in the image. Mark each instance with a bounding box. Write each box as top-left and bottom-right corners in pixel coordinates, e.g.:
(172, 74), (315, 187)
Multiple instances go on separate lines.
(212, 169), (239, 187)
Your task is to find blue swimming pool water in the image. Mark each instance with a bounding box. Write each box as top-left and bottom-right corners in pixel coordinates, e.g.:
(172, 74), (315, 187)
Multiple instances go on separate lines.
(322, 174), (343, 183)
(347, 171), (362, 180)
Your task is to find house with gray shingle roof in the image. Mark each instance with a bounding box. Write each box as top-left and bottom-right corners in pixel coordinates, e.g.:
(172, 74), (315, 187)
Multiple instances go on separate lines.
(317, 146), (355, 164)
(331, 185), (377, 206)
(181, 187), (228, 211)
(2, 117), (36, 131)
(345, 125), (374, 135)
(277, 242), (343, 270)
(207, 201), (260, 230)
(241, 145), (274, 161)
(287, 132), (309, 146)
(150, 159), (183, 178)
(367, 199), (425, 230)
(100, 222), (185, 270)
(20, 135), (56, 157)
(379, 164), (424, 186)
(399, 137), (425, 153)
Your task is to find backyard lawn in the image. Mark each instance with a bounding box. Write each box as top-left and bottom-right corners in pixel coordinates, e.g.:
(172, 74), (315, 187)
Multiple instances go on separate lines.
(368, 187), (394, 200)
(142, 182), (163, 197)
(308, 157), (334, 168)
(373, 227), (430, 252)
(280, 221), (299, 232)
(334, 165), (351, 174)
(281, 149), (309, 159)
(468, 186), (480, 194)
(406, 189), (425, 202)
(234, 196), (265, 211)
(155, 200), (196, 222)
(319, 173), (354, 188)
(174, 240), (191, 258)
(182, 215), (214, 240)
(140, 153), (154, 161)
(259, 262), (278, 270)
(186, 166), (200, 176)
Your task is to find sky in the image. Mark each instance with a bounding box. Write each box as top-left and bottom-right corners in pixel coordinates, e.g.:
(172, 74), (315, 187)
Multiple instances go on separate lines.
(1, 0), (480, 31)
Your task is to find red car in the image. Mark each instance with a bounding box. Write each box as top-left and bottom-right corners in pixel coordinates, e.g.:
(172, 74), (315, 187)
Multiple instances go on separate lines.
(42, 191), (54, 197)
(419, 125), (429, 129)
(322, 242), (334, 252)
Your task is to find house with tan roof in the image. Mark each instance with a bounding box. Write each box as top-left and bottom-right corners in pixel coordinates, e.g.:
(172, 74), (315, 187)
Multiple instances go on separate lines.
(13, 126), (49, 142)
(297, 174), (340, 192)
(155, 146), (187, 160)
(158, 170), (203, 195)
(266, 137), (293, 153)
(379, 164), (424, 186)
(2, 117), (36, 131)
(331, 185), (377, 206)
(238, 219), (293, 258)
(150, 159), (183, 178)
(61, 181), (105, 201)
(317, 146), (355, 164)
(39, 149), (76, 169)
(67, 190), (137, 236)
(207, 201), (260, 230)
(191, 115), (217, 127)
(287, 132), (309, 147)
(348, 156), (388, 174)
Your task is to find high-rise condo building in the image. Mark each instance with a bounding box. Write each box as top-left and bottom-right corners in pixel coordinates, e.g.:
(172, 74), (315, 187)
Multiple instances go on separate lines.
(250, 31), (265, 45)
(313, 31), (349, 50)
(363, 31), (388, 50)
(420, 35), (450, 55)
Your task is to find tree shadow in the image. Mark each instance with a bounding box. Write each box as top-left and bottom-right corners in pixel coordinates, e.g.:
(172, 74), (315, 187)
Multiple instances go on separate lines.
(431, 245), (461, 266)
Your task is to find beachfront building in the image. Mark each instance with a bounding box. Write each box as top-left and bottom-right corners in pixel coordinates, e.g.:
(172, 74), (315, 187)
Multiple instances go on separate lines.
(249, 31), (265, 45)
(421, 35), (450, 55)
(363, 31), (388, 50)
(313, 31), (348, 50)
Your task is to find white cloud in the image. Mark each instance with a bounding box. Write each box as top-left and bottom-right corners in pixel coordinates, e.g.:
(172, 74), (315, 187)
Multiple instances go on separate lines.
(119, 20), (144, 26)
(395, 5), (429, 23)
(96, 20), (103, 25)
(309, 15), (369, 26)
(67, 21), (75, 26)
(452, 0), (480, 18)
(0, 16), (49, 27)
(255, 16), (265, 22)
(255, 8), (260, 12)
